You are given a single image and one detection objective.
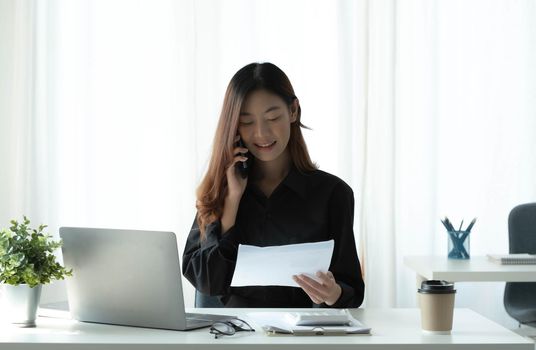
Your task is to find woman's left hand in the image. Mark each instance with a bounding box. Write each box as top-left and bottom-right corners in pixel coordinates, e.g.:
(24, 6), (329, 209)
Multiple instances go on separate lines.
(293, 271), (342, 306)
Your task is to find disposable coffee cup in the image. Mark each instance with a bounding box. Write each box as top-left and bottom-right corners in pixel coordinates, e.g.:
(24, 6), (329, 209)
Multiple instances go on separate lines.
(418, 280), (456, 334)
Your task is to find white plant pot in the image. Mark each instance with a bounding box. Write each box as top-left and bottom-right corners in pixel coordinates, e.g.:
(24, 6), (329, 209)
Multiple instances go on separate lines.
(1, 283), (42, 327)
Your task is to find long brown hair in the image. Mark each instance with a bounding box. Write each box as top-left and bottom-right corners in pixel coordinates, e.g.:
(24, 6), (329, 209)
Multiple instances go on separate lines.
(196, 62), (317, 238)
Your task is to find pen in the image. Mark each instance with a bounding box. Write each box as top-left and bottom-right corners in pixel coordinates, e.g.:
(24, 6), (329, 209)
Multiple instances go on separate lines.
(466, 218), (477, 233)
(441, 219), (450, 231)
(445, 217), (455, 231)
(458, 219), (464, 231)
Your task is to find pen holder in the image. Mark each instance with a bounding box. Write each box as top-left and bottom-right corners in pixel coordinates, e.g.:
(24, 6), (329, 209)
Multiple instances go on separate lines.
(447, 230), (470, 259)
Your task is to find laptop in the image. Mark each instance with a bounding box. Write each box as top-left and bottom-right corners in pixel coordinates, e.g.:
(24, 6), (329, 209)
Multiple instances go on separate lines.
(59, 227), (234, 330)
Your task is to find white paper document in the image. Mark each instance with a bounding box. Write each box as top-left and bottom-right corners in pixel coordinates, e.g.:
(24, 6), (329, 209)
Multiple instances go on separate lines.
(230, 240), (334, 287)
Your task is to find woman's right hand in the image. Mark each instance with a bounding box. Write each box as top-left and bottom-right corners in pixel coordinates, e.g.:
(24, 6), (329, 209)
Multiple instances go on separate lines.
(225, 135), (249, 201)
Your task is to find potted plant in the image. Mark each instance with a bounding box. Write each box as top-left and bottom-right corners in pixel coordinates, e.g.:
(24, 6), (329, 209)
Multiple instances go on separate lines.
(0, 216), (72, 327)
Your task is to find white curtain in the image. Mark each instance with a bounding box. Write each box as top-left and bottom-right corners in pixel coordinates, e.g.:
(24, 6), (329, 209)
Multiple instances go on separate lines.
(1, 0), (535, 328)
(359, 0), (536, 328)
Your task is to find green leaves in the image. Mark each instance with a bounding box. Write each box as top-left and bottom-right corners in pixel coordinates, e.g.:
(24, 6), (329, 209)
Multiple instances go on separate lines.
(0, 216), (72, 287)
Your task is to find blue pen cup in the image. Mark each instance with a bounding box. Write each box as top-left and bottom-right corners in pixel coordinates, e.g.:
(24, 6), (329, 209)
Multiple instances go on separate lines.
(447, 230), (470, 259)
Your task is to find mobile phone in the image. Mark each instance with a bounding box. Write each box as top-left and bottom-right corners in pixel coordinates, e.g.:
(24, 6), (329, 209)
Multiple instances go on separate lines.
(235, 139), (252, 178)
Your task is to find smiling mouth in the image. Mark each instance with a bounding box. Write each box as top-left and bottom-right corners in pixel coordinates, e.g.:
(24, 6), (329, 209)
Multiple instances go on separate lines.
(254, 141), (276, 149)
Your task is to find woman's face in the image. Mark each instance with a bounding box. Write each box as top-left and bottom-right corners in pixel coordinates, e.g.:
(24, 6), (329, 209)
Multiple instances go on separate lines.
(238, 89), (297, 163)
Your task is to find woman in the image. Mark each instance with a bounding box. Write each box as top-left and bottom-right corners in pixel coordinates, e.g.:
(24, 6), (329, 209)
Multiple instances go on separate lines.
(182, 62), (364, 308)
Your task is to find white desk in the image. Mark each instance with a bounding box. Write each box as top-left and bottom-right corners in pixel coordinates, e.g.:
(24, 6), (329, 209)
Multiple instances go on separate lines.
(404, 255), (536, 284)
(0, 308), (532, 350)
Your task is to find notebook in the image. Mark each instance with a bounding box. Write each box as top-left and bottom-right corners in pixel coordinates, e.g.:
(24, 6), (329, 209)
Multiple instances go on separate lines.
(59, 227), (234, 330)
(487, 253), (536, 265)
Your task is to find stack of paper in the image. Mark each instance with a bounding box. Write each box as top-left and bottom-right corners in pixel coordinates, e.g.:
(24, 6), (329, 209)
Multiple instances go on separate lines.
(247, 310), (371, 335)
(487, 254), (536, 265)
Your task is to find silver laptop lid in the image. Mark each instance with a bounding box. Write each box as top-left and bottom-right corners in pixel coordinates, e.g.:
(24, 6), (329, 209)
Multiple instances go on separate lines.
(60, 227), (188, 330)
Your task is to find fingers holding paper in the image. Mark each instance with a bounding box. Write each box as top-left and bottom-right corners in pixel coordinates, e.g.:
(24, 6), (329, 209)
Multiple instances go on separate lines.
(293, 271), (342, 306)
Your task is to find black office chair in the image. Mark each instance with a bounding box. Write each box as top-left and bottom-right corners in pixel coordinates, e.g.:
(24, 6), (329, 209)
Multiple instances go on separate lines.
(504, 202), (536, 327)
(194, 290), (224, 308)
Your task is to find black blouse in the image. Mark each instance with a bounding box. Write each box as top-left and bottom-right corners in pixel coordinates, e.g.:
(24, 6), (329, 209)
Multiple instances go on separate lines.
(182, 167), (365, 308)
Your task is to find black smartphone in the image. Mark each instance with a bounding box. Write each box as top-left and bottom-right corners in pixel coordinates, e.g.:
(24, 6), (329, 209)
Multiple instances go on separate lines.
(235, 139), (252, 179)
